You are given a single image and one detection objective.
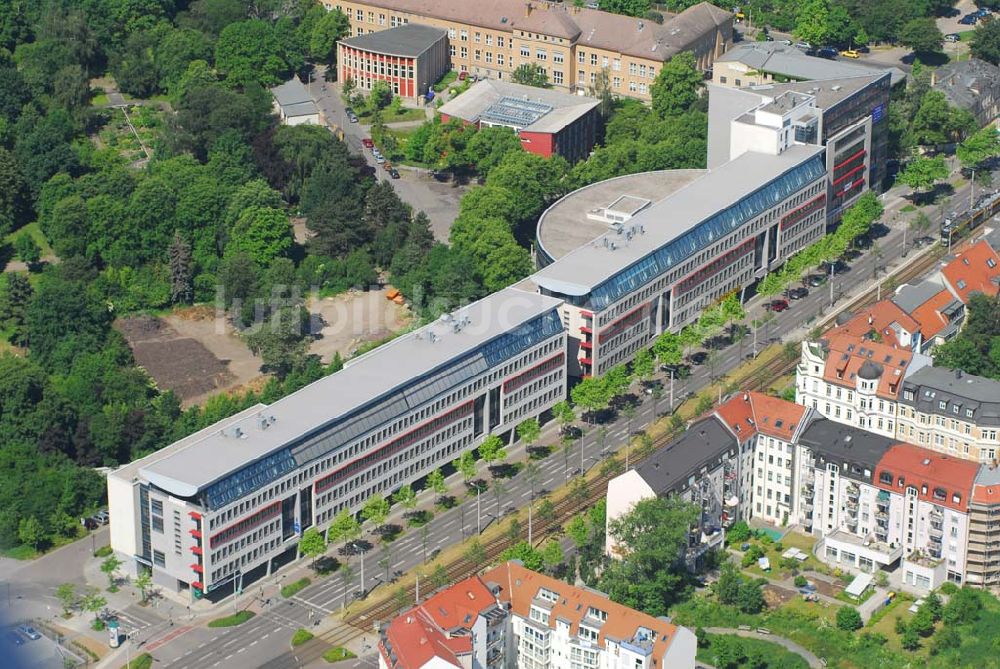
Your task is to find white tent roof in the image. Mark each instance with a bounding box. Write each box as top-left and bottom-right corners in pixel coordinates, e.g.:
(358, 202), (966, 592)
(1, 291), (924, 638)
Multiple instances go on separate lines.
(845, 573), (874, 598)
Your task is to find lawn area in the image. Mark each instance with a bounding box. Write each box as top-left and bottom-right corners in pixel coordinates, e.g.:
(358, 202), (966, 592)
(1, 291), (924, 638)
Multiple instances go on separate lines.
(291, 628), (314, 647)
(323, 647), (357, 663)
(91, 91), (109, 106)
(698, 633), (809, 669)
(740, 532), (825, 582)
(432, 70), (458, 93)
(281, 577), (311, 598)
(4, 222), (54, 258)
(959, 30), (976, 41)
(207, 610), (256, 627)
(361, 107), (426, 123)
(120, 653), (153, 669)
(97, 106), (163, 161)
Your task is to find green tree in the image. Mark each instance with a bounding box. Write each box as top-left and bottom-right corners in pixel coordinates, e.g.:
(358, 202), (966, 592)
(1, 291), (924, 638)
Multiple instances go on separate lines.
(897, 155), (949, 193)
(516, 418), (541, 449)
(81, 587), (106, 625)
(17, 516), (44, 551)
(134, 571), (152, 603)
(911, 91), (977, 146)
(100, 554), (122, 590)
(794, 0), (831, 47)
(632, 348), (655, 383)
(329, 509), (361, 545)
(464, 539), (486, 564)
(243, 305), (310, 379)
(499, 541), (543, 571)
(650, 51), (702, 119)
(972, 17), (1000, 65)
(540, 540), (564, 572)
(511, 63), (549, 88)
(299, 527), (327, 567)
(454, 451), (478, 484)
(899, 18), (943, 54)
(958, 124), (1000, 168)
(427, 469), (447, 498)
(737, 580), (766, 614)
(215, 20), (290, 87)
(571, 376), (610, 421)
(599, 0), (651, 17)
(0, 148), (28, 237)
(537, 498), (556, 523)
(168, 231), (193, 304)
(566, 515), (589, 548)
(229, 206), (294, 266)
(478, 434), (507, 470)
(14, 233), (40, 267)
(56, 583), (77, 616)
(836, 605), (863, 631)
(393, 484), (417, 513)
(900, 626), (921, 651)
(942, 587), (982, 625)
(465, 126), (523, 177)
(715, 562), (743, 605)
(429, 563), (449, 589)
(309, 9), (350, 66)
(362, 495), (390, 528)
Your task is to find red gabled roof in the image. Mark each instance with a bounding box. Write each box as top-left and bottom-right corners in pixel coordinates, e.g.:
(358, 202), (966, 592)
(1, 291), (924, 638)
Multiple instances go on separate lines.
(908, 288), (954, 339)
(941, 240), (1000, 303)
(419, 575), (496, 632)
(825, 299), (919, 349)
(874, 443), (980, 513)
(821, 333), (912, 400)
(715, 392), (806, 442)
(381, 608), (466, 669)
(972, 483), (1000, 505)
(484, 561), (680, 659)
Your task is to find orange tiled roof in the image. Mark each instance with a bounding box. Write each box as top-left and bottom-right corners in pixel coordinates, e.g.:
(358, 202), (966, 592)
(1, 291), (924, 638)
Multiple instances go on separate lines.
(419, 574), (497, 632)
(941, 240), (1000, 303)
(381, 607), (467, 669)
(715, 392), (806, 442)
(825, 299), (919, 349)
(821, 333), (912, 400)
(973, 477), (1000, 505)
(907, 288), (954, 340)
(874, 443), (979, 513)
(484, 562), (680, 659)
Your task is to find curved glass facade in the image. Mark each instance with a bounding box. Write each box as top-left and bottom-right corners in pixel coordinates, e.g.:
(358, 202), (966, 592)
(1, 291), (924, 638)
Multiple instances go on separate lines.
(588, 154), (826, 310)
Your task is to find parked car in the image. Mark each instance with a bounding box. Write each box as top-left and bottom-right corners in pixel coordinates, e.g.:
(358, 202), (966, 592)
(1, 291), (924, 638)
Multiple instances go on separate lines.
(821, 259), (850, 274)
(795, 42), (812, 50)
(375, 154), (385, 164)
(767, 299), (789, 312)
(17, 625), (40, 641)
(914, 236), (936, 248)
(788, 287), (809, 300)
(5, 631), (24, 646)
(945, 33), (961, 42)
(382, 161), (393, 171)
(361, 138), (374, 149)
(389, 168), (400, 179)
(659, 363), (691, 379)
(840, 248), (862, 262)
(458, 71), (468, 81)
(817, 46), (838, 59)
(807, 274), (827, 287)
(960, 13), (978, 24)
(839, 49), (860, 58)
(81, 517), (98, 530)
(778, 39), (792, 46)
(94, 510), (110, 525)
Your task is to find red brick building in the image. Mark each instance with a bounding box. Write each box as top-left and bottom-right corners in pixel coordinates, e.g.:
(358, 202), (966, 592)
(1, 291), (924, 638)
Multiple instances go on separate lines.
(438, 79), (600, 162)
(338, 23), (449, 99)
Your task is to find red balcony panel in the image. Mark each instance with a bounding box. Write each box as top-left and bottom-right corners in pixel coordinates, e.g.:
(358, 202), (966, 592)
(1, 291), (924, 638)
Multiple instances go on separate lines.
(502, 353), (564, 394)
(190, 564), (204, 574)
(191, 581), (204, 590)
(189, 529), (202, 539)
(580, 325), (592, 334)
(188, 511), (202, 521)
(580, 341), (592, 350)
(191, 545), (203, 556)
(579, 357), (593, 366)
(580, 310), (593, 318)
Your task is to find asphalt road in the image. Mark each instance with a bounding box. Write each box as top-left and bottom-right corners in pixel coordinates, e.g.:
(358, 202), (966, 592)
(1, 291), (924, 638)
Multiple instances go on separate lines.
(311, 78), (465, 241)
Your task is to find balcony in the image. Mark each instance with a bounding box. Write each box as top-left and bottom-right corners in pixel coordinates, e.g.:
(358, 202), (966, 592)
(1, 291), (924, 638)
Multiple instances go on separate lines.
(802, 486), (814, 500)
(188, 511), (202, 521)
(579, 357), (593, 367)
(580, 340), (593, 350)
(580, 325), (593, 335)
(190, 563), (203, 574)
(929, 506), (943, 520)
(191, 546), (203, 556)
(846, 499), (859, 511)
(189, 529), (202, 539)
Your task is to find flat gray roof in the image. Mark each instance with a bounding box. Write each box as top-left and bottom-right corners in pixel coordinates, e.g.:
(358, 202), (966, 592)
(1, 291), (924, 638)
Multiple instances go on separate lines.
(530, 143), (824, 296)
(719, 43), (905, 86)
(271, 78), (312, 107)
(635, 416), (737, 495)
(892, 277), (947, 314)
(746, 73), (888, 112)
(340, 23), (446, 57)
(797, 417), (897, 474)
(536, 169), (706, 261)
(439, 80), (600, 134)
(139, 287), (562, 497)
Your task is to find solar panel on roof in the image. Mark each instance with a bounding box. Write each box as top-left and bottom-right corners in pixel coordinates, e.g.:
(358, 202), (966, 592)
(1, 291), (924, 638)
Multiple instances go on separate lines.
(480, 95), (553, 128)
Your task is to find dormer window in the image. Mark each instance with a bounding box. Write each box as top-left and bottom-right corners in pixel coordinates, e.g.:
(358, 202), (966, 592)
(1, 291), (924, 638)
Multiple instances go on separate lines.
(957, 279), (967, 290)
(933, 487), (946, 501)
(879, 471), (893, 485)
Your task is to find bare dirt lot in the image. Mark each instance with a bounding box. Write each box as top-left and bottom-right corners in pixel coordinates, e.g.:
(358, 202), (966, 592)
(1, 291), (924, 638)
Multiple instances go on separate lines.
(117, 291), (411, 407)
(309, 289), (411, 363)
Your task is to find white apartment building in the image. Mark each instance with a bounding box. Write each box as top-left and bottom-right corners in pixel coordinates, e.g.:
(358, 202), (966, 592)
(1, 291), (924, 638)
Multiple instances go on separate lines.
(108, 288), (566, 601)
(797, 330), (932, 439)
(378, 562), (697, 669)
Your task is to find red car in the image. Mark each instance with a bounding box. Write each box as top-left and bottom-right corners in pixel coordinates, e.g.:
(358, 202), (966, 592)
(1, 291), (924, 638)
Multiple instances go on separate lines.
(767, 299), (789, 312)
(361, 138), (374, 149)
(458, 71), (468, 81)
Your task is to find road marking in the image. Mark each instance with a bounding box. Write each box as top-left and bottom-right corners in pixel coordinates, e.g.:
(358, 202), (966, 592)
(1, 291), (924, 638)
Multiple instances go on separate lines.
(250, 640), (258, 647)
(225, 653), (234, 660)
(262, 633), (270, 640)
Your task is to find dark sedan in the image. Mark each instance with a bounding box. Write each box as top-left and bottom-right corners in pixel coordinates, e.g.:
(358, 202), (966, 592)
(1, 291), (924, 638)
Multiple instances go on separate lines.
(807, 274), (827, 287)
(788, 287), (809, 300)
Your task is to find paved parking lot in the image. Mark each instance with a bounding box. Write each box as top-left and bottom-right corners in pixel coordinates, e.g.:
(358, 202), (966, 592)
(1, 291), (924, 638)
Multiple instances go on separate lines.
(2, 626), (86, 669)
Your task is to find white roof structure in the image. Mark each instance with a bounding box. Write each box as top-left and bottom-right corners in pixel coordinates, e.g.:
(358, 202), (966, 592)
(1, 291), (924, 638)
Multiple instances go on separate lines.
(130, 288), (562, 502)
(530, 143), (825, 301)
(271, 78), (318, 118)
(439, 80), (599, 134)
(845, 572), (873, 598)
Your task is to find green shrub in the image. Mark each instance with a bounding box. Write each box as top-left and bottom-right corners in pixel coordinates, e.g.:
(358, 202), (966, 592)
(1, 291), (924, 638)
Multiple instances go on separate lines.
(836, 605), (862, 631)
(94, 545), (113, 558)
(207, 610), (256, 627)
(939, 581), (959, 595)
(120, 653), (153, 669)
(794, 575), (808, 588)
(291, 628), (314, 647)
(281, 577), (311, 598)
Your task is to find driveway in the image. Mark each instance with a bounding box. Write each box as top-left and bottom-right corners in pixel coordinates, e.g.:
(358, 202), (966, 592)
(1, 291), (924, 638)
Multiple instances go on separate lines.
(311, 76), (464, 241)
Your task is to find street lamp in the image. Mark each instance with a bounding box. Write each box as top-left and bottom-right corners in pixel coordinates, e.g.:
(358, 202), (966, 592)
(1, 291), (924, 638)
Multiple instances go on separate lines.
(351, 543), (367, 597)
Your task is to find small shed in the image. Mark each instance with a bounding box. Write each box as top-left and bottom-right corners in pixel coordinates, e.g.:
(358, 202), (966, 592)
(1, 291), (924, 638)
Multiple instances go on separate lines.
(845, 572), (873, 599)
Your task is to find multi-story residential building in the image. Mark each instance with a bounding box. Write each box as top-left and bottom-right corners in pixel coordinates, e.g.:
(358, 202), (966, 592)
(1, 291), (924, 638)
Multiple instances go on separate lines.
(797, 332), (932, 438)
(891, 278), (965, 353)
(338, 23), (450, 99)
(931, 58), (1000, 128)
(873, 444), (978, 589)
(379, 563), (697, 669)
(531, 140), (826, 377)
(438, 79), (600, 162)
(896, 367), (1000, 463)
(108, 288), (566, 599)
(606, 392), (805, 565)
(709, 73), (892, 217)
(966, 466), (1000, 588)
(323, 0), (733, 102)
(379, 573), (508, 669)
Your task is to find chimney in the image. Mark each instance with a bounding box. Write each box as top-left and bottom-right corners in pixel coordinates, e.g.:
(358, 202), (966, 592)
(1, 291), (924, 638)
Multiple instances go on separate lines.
(525, 2), (532, 17)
